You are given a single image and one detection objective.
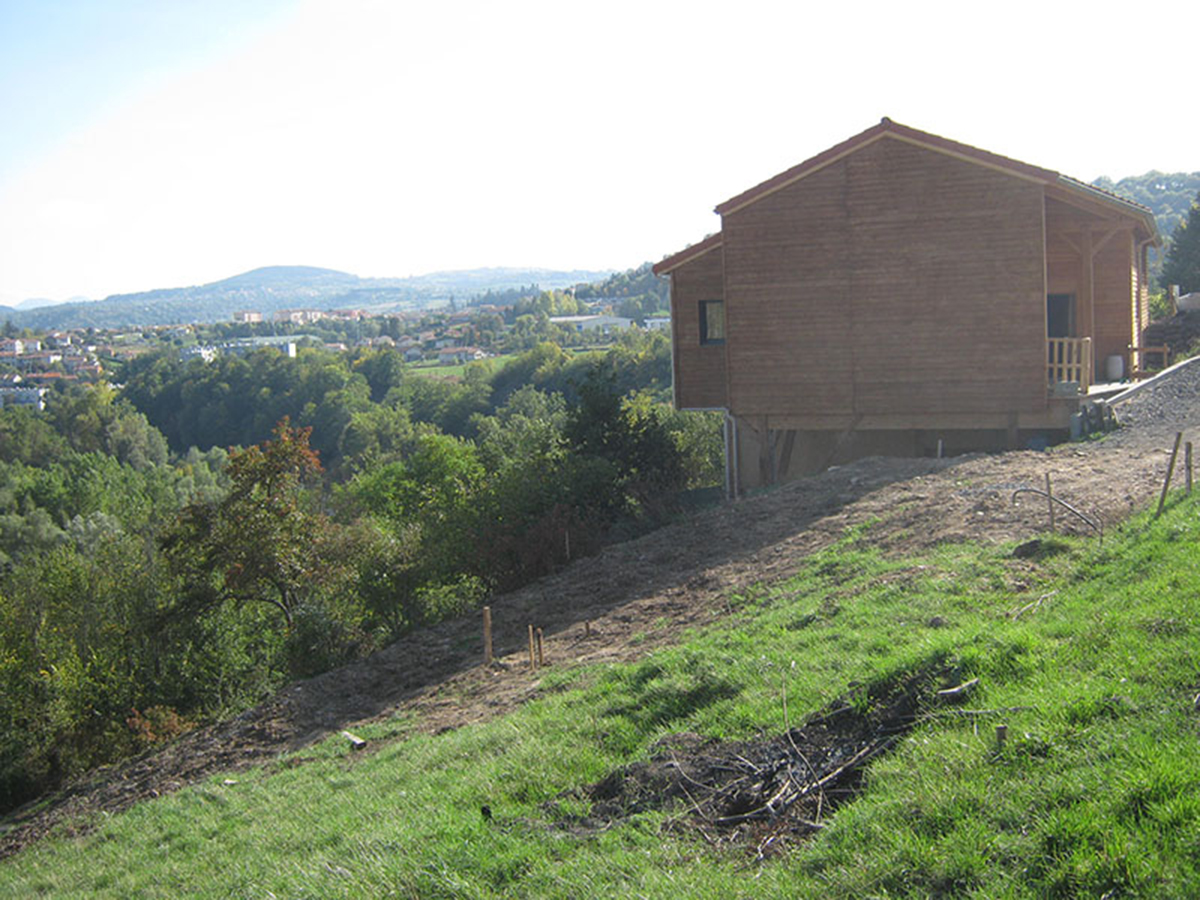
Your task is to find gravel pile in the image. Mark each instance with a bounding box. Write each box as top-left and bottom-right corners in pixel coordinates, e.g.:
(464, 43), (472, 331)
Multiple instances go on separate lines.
(1110, 358), (1200, 439)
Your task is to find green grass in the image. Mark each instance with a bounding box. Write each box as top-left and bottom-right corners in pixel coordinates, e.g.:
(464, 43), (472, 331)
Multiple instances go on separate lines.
(407, 354), (518, 380)
(6, 498), (1200, 897)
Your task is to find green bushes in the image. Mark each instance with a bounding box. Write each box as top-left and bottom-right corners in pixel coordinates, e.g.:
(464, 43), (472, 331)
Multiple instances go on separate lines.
(0, 336), (721, 815)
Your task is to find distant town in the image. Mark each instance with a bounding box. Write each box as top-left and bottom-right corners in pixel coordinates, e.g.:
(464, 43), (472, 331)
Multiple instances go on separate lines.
(0, 264), (671, 412)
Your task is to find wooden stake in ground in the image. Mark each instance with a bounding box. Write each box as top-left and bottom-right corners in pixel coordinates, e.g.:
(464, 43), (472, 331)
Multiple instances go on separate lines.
(528, 624), (537, 672)
(483, 606), (493, 666)
(1187, 442), (1194, 495)
(1045, 473), (1055, 532)
(1157, 432), (1184, 518)
(536, 628), (545, 667)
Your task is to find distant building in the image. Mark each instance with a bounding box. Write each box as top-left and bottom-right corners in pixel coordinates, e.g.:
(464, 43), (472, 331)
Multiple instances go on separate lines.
(181, 345), (218, 363)
(273, 309), (325, 324)
(644, 317), (671, 332)
(0, 351), (62, 371)
(0, 339), (41, 355)
(0, 386), (48, 411)
(233, 310), (264, 324)
(549, 314), (634, 334)
(219, 337), (299, 359)
(61, 355), (100, 374)
(20, 372), (70, 386)
(437, 346), (487, 365)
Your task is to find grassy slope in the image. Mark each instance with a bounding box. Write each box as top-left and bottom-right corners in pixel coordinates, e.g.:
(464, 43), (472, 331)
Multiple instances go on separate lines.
(4, 496), (1200, 898)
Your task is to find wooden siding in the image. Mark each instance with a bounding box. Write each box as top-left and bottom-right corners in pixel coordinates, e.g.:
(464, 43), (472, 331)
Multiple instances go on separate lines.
(720, 135), (1046, 421)
(1092, 231), (1136, 375)
(669, 247), (727, 409)
(1044, 196), (1140, 378)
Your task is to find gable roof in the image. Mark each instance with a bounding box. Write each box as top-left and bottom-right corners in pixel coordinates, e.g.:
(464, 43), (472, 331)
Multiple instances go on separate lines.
(713, 118), (1157, 240)
(651, 231), (723, 276)
(654, 121), (1159, 278)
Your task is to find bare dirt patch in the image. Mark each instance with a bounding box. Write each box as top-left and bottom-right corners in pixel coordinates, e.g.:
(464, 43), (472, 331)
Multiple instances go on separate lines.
(3, 365), (1199, 858)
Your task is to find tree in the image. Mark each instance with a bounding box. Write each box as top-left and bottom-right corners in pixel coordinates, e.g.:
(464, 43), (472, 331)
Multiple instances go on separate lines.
(1162, 190), (1200, 294)
(565, 370), (687, 509)
(161, 419), (329, 629)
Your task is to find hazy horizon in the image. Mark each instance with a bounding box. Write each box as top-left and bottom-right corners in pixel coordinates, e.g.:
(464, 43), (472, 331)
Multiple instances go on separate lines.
(2, 0), (1197, 304)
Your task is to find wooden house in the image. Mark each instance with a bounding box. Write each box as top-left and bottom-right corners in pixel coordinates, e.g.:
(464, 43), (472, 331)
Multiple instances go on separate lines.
(654, 119), (1159, 494)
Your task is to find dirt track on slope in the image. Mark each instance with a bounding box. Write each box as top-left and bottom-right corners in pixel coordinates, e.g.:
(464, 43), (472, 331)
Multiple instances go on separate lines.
(4, 362), (1200, 858)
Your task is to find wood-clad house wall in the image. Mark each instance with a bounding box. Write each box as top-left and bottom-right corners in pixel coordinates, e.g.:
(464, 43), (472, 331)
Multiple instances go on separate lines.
(1044, 194), (1141, 378)
(669, 247), (727, 409)
(720, 137), (1047, 425)
(1092, 233), (1137, 374)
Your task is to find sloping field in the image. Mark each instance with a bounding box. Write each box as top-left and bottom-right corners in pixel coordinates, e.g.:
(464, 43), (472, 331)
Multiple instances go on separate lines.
(3, 361), (1200, 871)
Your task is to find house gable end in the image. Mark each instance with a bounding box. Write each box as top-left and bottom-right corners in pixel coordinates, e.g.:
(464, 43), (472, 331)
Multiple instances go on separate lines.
(715, 118), (1060, 218)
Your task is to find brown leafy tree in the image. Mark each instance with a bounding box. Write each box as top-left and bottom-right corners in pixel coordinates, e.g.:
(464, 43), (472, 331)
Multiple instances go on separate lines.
(162, 419), (329, 629)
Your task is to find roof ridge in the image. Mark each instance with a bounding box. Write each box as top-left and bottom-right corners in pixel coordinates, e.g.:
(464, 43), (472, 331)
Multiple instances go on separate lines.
(715, 119), (1061, 216)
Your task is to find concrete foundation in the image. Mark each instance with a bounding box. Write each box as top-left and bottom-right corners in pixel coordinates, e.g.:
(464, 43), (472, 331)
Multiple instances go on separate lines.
(729, 421), (1071, 495)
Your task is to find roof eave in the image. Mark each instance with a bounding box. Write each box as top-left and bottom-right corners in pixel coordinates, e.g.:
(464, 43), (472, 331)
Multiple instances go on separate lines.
(653, 232), (723, 276)
(1053, 176), (1160, 244)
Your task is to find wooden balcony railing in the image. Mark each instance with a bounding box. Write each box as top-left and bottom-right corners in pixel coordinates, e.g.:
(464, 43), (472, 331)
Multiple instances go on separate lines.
(1047, 337), (1092, 394)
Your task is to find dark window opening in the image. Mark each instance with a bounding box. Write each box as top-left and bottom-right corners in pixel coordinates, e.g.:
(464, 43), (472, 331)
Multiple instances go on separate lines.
(700, 300), (725, 344)
(1047, 294), (1074, 338)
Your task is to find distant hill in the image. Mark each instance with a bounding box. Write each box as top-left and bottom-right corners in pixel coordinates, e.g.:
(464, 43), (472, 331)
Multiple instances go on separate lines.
(6, 265), (614, 330)
(574, 262), (669, 322)
(1093, 172), (1200, 243)
(14, 296), (86, 311)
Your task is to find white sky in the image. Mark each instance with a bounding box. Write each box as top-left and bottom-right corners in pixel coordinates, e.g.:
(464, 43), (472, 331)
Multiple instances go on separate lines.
(1, 0), (1197, 304)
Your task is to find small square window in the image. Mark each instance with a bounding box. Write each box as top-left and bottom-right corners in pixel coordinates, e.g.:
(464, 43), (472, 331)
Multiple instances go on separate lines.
(699, 300), (725, 344)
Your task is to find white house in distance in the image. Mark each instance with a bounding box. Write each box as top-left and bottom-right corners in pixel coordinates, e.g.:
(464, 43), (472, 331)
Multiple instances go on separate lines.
(437, 346), (487, 365)
(549, 314), (634, 335)
(273, 309), (325, 324)
(0, 386), (48, 411)
(644, 317), (671, 332)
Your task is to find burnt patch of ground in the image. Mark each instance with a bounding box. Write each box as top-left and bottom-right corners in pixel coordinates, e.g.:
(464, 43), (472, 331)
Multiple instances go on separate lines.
(546, 669), (944, 857)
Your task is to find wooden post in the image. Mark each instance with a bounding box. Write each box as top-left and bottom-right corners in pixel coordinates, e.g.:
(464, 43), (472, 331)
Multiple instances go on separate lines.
(528, 624), (537, 672)
(1157, 432), (1184, 518)
(1045, 472), (1055, 532)
(536, 628), (544, 667)
(585, 620), (591, 638)
(995, 724), (1008, 750)
(483, 606), (493, 666)
(1187, 442), (1193, 495)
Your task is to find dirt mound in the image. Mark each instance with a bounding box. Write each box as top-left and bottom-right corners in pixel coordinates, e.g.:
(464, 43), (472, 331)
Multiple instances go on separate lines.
(4, 363), (1200, 858)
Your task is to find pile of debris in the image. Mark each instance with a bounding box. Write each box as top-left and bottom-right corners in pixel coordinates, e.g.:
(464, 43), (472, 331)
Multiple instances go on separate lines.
(1142, 311), (1200, 362)
(547, 672), (943, 856)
